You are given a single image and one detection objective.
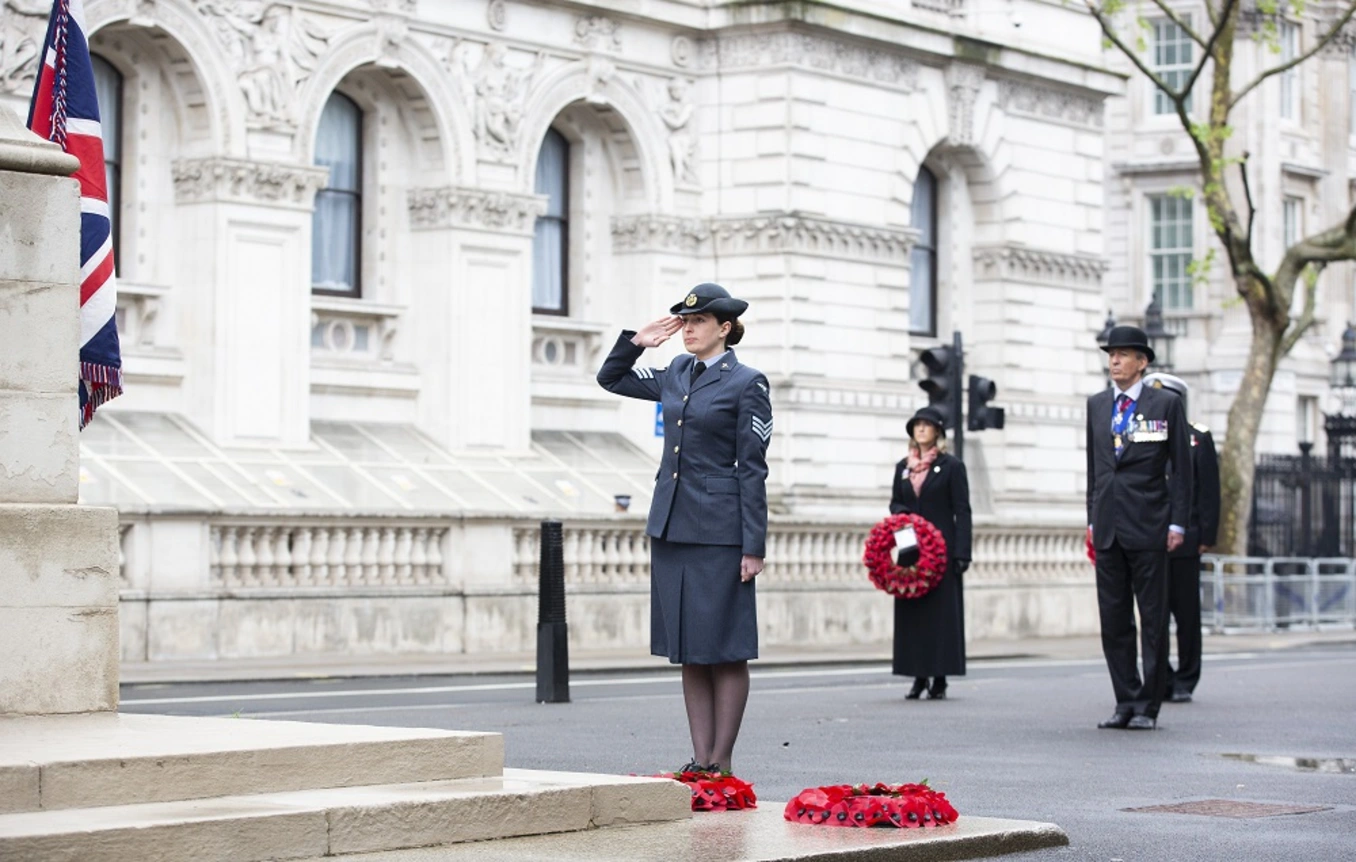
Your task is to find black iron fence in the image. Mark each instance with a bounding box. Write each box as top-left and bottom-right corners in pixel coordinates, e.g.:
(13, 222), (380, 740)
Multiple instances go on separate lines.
(1250, 444), (1356, 558)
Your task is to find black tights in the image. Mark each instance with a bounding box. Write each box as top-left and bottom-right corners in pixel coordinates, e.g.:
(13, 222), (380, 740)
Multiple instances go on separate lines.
(681, 661), (750, 772)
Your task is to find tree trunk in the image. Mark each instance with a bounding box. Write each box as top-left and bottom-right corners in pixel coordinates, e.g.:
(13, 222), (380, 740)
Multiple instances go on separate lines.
(1216, 296), (1286, 555)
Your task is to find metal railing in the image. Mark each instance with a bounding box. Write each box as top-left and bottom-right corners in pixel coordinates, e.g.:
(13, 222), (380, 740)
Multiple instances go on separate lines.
(1201, 556), (1356, 632)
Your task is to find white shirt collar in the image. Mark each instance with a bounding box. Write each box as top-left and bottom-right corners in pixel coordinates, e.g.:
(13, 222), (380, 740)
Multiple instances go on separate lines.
(1113, 380), (1144, 402)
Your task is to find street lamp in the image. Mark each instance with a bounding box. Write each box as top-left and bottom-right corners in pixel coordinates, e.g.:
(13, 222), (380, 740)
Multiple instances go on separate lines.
(1330, 322), (1356, 391)
(1143, 296), (1176, 371)
(1095, 310), (1117, 348)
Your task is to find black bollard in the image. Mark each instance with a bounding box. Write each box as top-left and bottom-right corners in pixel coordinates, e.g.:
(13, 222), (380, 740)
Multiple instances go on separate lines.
(536, 520), (570, 703)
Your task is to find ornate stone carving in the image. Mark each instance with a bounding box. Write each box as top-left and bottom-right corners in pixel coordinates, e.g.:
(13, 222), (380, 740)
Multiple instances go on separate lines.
(0, 0), (48, 97)
(658, 76), (697, 186)
(670, 35), (693, 67)
(369, 0), (415, 11)
(460, 41), (544, 161)
(610, 215), (709, 253)
(972, 245), (1108, 287)
(584, 54), (616, 104)
(574, 15), (621, 52)
(945, 62), (985, 147)
(710, 214), (917, 264)
(996, 79), (1104, 129)
(407, 185), (547, 233)
(171, 157), (330, 207)
(698, 31), (918, 90)
(198, 2), (333, 126)
(486, 0), (507, 31)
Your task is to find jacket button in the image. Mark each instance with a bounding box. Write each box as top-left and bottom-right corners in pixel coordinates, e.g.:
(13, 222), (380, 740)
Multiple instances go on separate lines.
(683, 395), (688, 402)
(672, 472), (678, 479)
(677, 420), (683, 427)
(674, 446), (680, 453)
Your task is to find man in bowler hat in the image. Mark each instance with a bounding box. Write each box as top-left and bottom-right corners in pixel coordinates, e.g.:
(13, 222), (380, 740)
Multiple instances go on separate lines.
(1143, 372), (1220, 703)
(1086, 326), (1192, 729)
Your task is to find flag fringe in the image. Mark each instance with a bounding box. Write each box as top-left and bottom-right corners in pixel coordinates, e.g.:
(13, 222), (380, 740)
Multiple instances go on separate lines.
(78, 362), (124, 430)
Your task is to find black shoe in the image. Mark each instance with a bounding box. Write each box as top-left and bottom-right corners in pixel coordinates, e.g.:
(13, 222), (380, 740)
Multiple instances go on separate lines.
(928, 677), (948, 700)
(676, 759), (704, 774)
(1098, 712), (1133, 729)
(906, 678), (929, 700)
(1126, 715), (1157, 730)
(1169, 689), (1193, 703)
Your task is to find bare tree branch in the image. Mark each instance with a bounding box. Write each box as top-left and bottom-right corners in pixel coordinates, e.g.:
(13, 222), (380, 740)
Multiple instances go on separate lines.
(1205, 0), (1222, 29)
(1181, 0), (1237, 96)
(1281, 264), (1322, 355)
(1085, 1), (1181, 106)
(1230, 1), (1356, 110)
(1148, 0), (1211, 47)
(1240, 153), (1256, 249)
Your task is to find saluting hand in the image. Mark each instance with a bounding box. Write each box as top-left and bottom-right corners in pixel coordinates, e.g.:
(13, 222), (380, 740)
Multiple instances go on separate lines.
(740, 555), (764, 582)
(631, 315), (683, 348)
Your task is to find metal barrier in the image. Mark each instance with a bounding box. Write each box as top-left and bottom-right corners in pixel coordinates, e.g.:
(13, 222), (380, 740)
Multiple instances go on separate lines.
(1201, 556), (1356, 633)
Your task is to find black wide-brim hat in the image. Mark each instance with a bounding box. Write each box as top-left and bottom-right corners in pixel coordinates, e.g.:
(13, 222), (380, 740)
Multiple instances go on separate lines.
(907, 406), (947, 438)
(671, 282), (749, 317)
(1100, 325), (1155, 364)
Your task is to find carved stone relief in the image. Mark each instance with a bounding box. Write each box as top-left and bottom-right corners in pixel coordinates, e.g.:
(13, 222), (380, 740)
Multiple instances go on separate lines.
(0, 0), (48, 97)
(670, 35), (693, 68)
(486, 0), (507, 32)
(610, 215), (709, 254)
(407, 185), (546, 233)
(945, 62), (985, 148)
(197, 2), (333, 127)
(172, 157), (329, 207)
(657, 76), (697, 186)
(997, 79), (1105, 129)
(574, 16), (621, 52)
(459, 41), (544, 161)
(697, 31), (918, 90)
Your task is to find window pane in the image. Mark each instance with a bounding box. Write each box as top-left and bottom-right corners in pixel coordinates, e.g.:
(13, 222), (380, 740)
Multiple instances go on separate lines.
(316, 94), (361, 192)
(909, 247), (934, 335)
(1149, 194), (1194, 310)
(532, 128), (569, 312)
(312, 191), (359, 293)
(911, 167), (936, 248)
(1150, 18), (1193, 115)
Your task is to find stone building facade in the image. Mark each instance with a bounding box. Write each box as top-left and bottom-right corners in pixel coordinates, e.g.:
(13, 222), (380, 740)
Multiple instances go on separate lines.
(11, 0), (1329, 662)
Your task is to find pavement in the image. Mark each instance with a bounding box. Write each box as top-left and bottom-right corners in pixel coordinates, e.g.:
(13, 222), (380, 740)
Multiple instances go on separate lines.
(120, 629), (1356, 684)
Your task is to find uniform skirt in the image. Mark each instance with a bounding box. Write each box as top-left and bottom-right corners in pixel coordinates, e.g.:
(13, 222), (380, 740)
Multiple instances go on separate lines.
(650, 537), (758, 664)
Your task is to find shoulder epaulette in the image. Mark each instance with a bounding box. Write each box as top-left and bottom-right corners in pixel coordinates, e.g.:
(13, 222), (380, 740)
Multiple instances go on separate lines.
(1191, 421), (1210, 434)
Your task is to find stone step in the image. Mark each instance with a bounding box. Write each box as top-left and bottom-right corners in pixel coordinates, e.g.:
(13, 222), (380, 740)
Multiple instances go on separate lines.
(0, 713), (502, 814)
(0, 768), (691, 862)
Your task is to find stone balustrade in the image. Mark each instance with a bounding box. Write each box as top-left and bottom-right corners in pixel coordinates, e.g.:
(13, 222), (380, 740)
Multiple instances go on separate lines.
(210, 522), (449, 589)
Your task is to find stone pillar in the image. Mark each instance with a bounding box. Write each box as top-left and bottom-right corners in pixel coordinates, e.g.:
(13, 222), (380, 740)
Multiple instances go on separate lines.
(0, 109), (120, 715)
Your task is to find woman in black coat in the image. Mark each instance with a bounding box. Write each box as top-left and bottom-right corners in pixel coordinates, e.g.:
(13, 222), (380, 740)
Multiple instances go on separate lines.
(889, 406), (972, 699)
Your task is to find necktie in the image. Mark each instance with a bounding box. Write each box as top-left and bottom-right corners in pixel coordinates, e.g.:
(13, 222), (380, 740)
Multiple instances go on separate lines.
(690, 361), (706, 388)
(1113, 394), (1131, 459)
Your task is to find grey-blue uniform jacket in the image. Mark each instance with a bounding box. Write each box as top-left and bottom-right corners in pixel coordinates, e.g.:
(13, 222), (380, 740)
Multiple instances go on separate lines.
(596, 332), (772, 556)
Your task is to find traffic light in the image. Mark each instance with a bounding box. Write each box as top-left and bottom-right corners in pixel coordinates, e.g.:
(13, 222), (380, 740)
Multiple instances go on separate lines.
(919, 344), (962, 433)
(968, 375), (1006, 431)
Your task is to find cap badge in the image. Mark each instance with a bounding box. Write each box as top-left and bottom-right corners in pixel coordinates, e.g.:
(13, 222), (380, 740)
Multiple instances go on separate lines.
(685, 293), (698, 307)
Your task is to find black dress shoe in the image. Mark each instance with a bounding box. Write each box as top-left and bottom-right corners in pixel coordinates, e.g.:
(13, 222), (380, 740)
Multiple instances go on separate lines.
(928, 677), (948, 700)
(905, 678), (929, 700)
(1126, 715), (1157, 730)
(1169, 689), (1193, 704)
(1097, 712), (1133, 729)
(676, 759), (704, 774)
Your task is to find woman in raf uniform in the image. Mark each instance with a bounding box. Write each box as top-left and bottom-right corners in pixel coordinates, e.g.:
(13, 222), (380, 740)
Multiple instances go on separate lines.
(596, 282), (772, 775)
(889, 406), (972, 700)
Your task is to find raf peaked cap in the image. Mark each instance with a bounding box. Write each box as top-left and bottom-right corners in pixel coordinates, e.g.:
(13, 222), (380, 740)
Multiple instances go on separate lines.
(907, 405), (947, 438)
(1100, 325), (1155, 364)
(1144, 372), (1188, 398)
(671, 282), (749, 317)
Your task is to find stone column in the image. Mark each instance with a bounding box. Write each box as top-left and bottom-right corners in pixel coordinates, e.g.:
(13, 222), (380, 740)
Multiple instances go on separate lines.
(0, 109), (120, 715)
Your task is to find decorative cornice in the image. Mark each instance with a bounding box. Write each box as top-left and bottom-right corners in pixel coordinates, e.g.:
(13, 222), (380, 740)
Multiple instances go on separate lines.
(709, 214), (918, 264)
(973, 245), (1108, 287)
(697, 31), (918, 90)
(997, 79), (1105, 129)
(610, 215), (709, 254)
(170, 158), (329, 207)
(407, 185), (547, 233)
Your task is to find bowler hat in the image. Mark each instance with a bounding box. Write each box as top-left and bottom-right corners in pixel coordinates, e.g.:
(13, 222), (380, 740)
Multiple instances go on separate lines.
(907, 405), (947, 438)
(670, 282), (749, 317)
(1100, 325), (1155, 364)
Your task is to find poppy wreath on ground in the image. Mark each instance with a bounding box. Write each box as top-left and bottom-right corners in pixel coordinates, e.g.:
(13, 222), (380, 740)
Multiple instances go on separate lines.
(784, 782), (959, 829)
(862, 513), (948, 599)
(657, 769), (757, 811)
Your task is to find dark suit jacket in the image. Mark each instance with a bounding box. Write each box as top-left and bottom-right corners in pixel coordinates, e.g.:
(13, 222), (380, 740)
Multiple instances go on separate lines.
(889, 452), (972, 561)
(1171, 424), (1220, 558)
(1086, 384), (1192, 551)
(597, 332), (772, 556)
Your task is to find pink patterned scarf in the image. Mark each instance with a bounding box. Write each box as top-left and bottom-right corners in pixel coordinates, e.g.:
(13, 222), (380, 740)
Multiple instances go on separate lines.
(906, 447), (939, 496)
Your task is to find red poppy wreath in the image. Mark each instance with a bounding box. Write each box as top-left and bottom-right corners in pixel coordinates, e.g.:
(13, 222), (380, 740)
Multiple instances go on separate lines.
(863, 513), (948, 599)
(784, 782), (959, 829)
(657, 769), (757, 812)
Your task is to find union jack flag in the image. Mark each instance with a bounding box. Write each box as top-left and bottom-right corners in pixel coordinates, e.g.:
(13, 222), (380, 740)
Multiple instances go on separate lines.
(26, 0), (123, 429)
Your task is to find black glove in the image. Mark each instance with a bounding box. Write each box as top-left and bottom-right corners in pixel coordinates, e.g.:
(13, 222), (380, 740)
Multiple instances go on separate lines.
(954, 559), (970, 575)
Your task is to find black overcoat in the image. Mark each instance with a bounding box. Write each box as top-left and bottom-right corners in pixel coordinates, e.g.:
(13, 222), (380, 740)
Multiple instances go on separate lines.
(888, 451), (972, 677)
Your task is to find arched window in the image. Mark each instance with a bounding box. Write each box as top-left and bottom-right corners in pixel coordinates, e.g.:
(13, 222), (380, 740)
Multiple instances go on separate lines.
(532, 128), (569, 315)
(91, 54), (122, 272)
(312, 93), (363, 296)
(910, 166), (938, 336)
